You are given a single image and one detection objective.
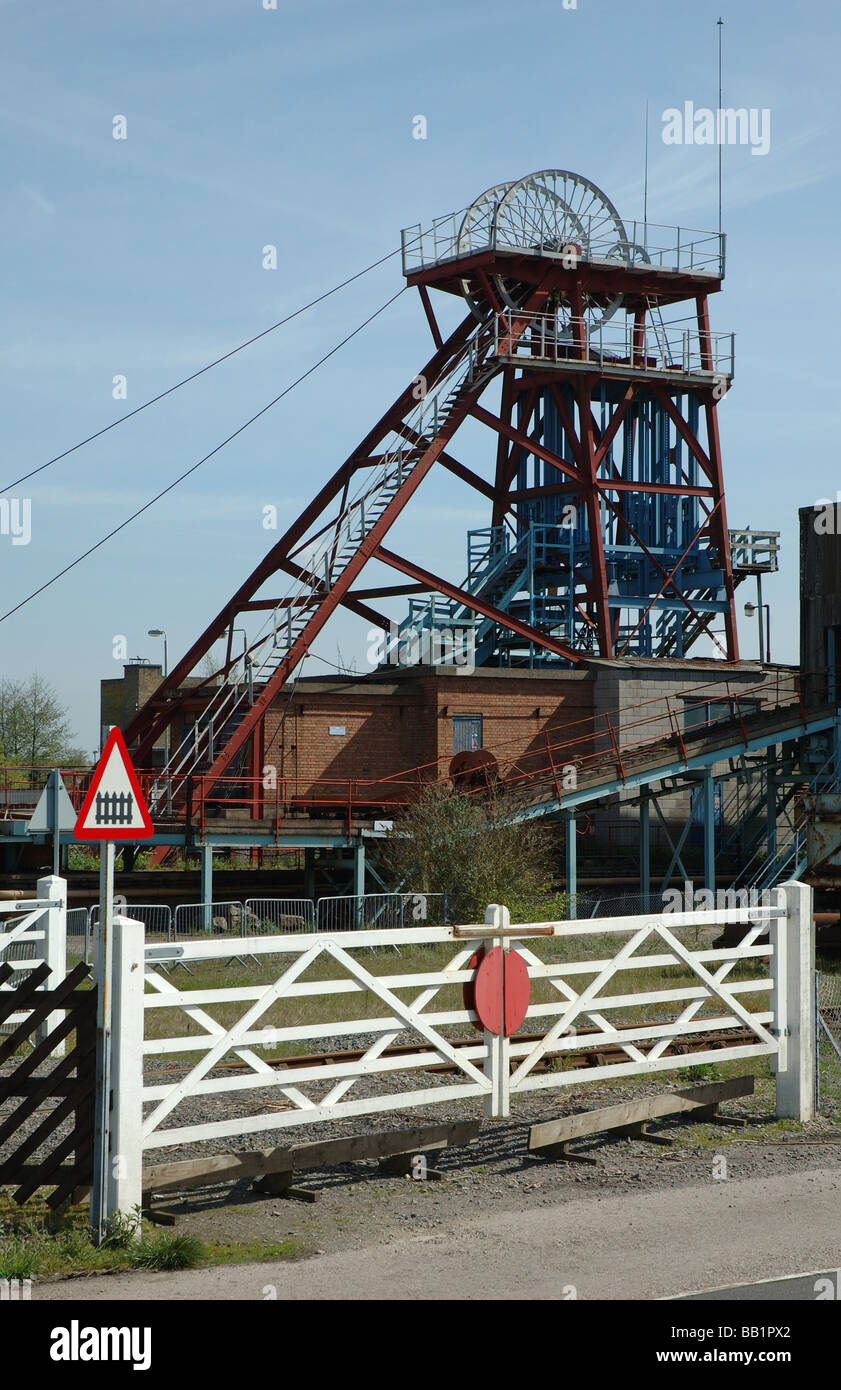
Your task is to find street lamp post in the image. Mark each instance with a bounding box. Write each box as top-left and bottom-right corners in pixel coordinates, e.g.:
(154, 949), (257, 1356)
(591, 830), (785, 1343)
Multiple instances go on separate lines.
(744, 591), (771, 666)
(147, 628), (169, 767)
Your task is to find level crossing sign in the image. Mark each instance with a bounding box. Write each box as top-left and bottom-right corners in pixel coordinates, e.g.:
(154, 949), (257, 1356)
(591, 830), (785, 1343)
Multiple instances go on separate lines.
(74, 727), (154, 841)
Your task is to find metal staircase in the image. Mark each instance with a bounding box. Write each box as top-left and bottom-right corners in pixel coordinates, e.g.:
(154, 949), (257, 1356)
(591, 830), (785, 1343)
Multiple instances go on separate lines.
(398, 523), (580, 668)
(148, 313), (500, 812)
(731, 746), (841, 896)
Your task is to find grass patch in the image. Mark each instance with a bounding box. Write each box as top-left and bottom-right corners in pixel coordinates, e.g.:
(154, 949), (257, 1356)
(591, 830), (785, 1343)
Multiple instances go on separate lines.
(128, 1234), (206, 1271)
(0, 1195), (299, 1278)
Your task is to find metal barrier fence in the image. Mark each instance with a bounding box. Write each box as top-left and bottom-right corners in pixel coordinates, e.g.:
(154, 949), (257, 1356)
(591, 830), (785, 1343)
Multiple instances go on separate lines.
(243, 899), (315, 933)
(172, 901), (246, 937)
(66, 907), (90, 963)
(68, 891), (447, 948)
(315, 892), (446, 932)
(817, 971), (841, 1116)
(90, 902), (172, 937)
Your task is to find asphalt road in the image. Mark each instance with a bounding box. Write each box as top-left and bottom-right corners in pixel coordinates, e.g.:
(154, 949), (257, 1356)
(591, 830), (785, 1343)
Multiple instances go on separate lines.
(676, 1270), (841, 1300)
(37, 1165), (841, 1302)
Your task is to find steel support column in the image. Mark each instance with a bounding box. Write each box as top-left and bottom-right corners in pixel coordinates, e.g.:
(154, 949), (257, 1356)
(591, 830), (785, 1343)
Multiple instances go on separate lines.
(565, 809), (577, 917)
(304, 847), (316, 902)
(640, 791), (651, 913)
(765, 745), (777, 862)
(703, 770), (716, 895)
(353, 842), (366, 927)
(200, 843), (213, 931)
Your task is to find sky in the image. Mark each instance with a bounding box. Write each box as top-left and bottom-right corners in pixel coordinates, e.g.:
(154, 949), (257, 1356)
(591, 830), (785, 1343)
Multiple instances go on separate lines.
(1, 0), (839, 754)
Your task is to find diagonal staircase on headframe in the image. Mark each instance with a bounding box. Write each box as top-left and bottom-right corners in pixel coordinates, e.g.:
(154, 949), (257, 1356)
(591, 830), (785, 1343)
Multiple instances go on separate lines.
(124, 290), (574, 814)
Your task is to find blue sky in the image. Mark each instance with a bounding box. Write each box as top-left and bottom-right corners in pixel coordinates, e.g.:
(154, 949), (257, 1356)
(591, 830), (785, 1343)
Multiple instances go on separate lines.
(1, 0), (839, 753)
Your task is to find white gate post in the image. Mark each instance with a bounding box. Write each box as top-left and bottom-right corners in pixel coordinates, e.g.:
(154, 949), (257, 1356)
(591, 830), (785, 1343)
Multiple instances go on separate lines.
(483, 903), (510, 1119)
(105, 915), (145, 1222)
(35, 874), (66, 1055)
(772, 880), (815, 1121)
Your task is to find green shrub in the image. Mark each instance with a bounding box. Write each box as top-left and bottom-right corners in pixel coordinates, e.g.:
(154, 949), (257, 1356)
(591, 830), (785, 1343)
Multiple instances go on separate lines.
(128, 1234), (206, 1271)
(376, 784), (558, 922)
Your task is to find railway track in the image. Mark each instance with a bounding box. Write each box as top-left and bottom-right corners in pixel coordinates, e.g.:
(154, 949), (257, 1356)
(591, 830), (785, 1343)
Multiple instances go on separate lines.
(145, 1023), (754, 1082)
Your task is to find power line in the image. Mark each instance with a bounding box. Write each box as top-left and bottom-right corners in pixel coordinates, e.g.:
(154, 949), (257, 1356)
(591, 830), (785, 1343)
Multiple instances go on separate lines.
(0, 242), (410, 496)
(0, 285), (407, 626)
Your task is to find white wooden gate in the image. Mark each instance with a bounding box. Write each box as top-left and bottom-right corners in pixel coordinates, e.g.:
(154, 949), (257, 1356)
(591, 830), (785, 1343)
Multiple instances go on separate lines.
(104, 881), (814, 1218)
(0, 875), (66, 1046)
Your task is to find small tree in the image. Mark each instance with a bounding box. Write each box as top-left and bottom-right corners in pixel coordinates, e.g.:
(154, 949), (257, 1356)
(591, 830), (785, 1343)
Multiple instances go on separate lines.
(376, 783), (558, 921)
(0, 675), (87, 768)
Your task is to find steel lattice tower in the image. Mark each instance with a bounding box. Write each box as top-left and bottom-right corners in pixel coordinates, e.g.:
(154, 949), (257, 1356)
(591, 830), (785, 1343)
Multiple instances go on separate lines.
(124, 168), (739, 808)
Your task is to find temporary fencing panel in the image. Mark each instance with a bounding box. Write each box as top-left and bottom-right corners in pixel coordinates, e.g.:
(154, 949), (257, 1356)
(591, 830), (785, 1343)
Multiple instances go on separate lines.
(91, 902), (171, 939)
(316, 892), (445, 932)
(172, 901), (246, 937)
(243, 899), (315, 934)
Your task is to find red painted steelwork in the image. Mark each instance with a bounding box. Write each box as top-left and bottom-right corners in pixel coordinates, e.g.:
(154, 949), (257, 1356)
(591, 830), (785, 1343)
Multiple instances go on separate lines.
(118, 212), (741, 823)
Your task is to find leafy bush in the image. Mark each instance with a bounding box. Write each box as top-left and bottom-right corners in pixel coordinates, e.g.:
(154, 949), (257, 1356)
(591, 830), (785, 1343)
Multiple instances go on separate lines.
(376, 784), (559, 922)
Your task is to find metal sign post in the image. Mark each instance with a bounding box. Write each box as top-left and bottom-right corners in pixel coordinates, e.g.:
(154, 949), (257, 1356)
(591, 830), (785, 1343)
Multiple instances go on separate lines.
(26, 769), (76, 876)
(74, 728), (153, 1243)
(90, 839), (115, 1243)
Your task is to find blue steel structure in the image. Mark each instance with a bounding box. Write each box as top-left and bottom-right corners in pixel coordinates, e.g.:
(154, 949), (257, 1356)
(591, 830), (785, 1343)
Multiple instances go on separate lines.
(398, 380), (731, 667)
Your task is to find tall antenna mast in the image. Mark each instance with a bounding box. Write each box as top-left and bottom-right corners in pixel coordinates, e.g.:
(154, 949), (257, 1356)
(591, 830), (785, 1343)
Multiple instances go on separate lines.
(643, 98), (649, 226)
(717, 17), (724, 239)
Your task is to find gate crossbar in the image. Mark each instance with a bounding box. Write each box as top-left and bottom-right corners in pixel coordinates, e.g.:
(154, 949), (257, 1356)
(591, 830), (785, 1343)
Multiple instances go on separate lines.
(103, 885), (812, 1217)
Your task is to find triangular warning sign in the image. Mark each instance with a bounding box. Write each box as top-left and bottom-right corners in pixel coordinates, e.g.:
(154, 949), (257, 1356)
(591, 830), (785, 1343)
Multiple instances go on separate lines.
(74, 728), (154, 841)
(27, 771), (78, 834)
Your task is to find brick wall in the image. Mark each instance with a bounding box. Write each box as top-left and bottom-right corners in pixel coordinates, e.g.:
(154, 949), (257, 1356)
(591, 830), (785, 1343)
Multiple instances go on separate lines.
(262, 666), (595, 793)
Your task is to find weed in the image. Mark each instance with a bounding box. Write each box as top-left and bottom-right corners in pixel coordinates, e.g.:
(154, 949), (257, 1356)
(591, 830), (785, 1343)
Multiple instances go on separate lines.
(128, 1233), (206, 1271)
(0, 1239), (39, 1280)
(100, 1206), (143, 1250)
(676, 1062), (719, 1085)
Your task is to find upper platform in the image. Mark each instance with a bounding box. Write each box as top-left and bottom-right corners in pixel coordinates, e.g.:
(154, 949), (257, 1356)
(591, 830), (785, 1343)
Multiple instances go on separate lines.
(402, 168), (725, 313)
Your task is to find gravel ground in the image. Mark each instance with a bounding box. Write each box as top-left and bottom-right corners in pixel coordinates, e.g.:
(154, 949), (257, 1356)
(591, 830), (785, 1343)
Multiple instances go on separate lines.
(5, 1035), (841, 1264)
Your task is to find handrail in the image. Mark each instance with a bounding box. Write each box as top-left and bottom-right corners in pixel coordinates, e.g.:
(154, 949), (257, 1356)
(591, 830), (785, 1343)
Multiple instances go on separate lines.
(3, 668), (837, 832)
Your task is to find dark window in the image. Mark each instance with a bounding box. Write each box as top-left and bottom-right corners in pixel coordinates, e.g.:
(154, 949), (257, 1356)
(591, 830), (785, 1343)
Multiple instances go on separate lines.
(453, 715), (483, 753)
(683, 695), (761, 732)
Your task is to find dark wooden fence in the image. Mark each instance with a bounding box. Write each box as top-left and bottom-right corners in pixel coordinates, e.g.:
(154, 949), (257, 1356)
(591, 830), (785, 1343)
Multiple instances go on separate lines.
(0, 960), (96, 1207)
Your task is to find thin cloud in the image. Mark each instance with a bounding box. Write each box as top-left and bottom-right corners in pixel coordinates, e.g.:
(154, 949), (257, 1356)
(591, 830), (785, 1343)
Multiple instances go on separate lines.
(20, 183), (56, 215)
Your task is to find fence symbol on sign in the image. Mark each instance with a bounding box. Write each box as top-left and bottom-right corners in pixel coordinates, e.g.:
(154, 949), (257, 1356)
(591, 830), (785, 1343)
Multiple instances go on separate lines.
(94, 792), (133, 826)
(74, 727), (153, 842)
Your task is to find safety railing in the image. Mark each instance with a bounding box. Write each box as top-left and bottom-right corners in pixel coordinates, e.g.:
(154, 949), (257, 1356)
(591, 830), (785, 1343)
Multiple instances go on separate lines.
(66, 907), (91, 964)
(492, 308), (735, 379)
(170, 667), (813, 827)
(3, 668), (835, 834)
(401, 212), (725, 278)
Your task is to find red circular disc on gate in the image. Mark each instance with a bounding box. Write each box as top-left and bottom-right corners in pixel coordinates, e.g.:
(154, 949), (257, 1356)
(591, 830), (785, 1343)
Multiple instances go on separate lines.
(502, 949), (530, 1036)
(463, 947), (485, 1031)
(472, 947), (531, 1036)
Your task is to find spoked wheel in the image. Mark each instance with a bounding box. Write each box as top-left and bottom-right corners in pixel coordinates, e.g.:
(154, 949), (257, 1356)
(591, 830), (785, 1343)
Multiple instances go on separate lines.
(458, 169), (635, 337)
(456, 180), (515, 322)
